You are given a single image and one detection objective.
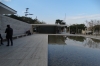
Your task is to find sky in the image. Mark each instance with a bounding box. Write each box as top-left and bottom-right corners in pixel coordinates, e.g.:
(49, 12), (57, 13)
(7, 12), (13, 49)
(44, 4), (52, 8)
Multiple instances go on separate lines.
(0, 0), (100, 25)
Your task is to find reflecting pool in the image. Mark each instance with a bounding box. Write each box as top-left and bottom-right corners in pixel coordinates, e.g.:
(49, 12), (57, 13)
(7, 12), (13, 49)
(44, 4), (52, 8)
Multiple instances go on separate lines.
(48, 35), (100, 66)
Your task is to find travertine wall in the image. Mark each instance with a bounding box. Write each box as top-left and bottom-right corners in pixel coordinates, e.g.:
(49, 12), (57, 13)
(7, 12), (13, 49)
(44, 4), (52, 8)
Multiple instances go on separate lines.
(0, 15), (32, 38)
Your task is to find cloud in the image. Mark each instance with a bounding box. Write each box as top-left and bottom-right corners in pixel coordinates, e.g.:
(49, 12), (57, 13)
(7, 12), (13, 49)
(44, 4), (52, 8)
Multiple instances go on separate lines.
(64, 14), (100, 25)
(4, 0), (11, 1)
(0, 0), (12, 2)
(77, 13), (85, 16)
(66, 14), (100, 20)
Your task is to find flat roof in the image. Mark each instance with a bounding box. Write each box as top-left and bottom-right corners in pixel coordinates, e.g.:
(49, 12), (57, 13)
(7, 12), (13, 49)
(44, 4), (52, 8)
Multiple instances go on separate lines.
(30, 24), (67, 26)
(0, 2), (17, 14)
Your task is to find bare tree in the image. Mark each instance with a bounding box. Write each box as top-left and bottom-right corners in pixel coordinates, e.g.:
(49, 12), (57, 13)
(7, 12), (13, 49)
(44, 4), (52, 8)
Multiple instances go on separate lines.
(86, 20), (100, 35)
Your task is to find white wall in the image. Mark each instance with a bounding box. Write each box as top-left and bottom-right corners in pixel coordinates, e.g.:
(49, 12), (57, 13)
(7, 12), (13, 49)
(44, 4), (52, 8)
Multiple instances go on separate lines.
(0, 15), (32, 38)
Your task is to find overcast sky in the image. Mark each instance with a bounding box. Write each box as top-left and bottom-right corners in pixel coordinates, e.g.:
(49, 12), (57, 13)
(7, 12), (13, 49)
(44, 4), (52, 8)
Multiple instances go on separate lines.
(1, 0), (100, 25)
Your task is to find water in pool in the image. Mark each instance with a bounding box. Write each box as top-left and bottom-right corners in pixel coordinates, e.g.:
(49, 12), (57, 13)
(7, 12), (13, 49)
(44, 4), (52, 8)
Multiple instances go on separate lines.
(48, 35), (100, 66)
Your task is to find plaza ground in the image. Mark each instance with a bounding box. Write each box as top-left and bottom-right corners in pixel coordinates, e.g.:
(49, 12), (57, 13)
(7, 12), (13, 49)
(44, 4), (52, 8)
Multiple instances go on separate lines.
(0, 34), (100, 66)
(0, 34), (48, 66)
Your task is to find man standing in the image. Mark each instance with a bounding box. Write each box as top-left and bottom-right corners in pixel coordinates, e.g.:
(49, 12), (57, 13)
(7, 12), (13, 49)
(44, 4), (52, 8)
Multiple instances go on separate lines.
(5, 25), (13, 46)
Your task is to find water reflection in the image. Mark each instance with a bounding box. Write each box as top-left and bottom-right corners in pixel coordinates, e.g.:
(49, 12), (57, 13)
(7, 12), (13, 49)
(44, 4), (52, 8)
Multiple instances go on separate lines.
(67, 36), (86, 42)
(84, 38), (100, 49)
(48, 35), (100, 49)
(48, 35), (100, 66)
(91, 38), (100, 43)
(48, 35), (66, 45)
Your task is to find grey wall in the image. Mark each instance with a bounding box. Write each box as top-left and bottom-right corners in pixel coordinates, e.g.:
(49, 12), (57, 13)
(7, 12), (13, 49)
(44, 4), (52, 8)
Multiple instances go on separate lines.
(36, 26), (57, 34)
(0, 15), (32, 38)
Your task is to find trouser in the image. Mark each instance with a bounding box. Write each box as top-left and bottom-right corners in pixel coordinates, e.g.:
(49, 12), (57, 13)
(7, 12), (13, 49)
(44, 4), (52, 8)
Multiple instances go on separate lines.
(0, 34), (3, 44)
(6, 36), (13, 45)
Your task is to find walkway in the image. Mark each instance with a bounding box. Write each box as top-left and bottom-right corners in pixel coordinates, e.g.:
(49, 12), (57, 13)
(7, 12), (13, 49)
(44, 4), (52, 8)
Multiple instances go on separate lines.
(0, 34), (48, 66)
(0, 34), (100, 66)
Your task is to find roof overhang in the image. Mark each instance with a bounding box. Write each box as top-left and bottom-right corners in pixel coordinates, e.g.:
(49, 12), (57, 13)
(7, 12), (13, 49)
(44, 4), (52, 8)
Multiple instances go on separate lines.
(0, 2), (17, 14)
(30, 24), (67, 27)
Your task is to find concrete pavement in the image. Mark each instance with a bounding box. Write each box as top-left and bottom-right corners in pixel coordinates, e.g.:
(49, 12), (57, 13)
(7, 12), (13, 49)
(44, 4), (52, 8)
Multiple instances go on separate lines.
(0, 34), (48, 66)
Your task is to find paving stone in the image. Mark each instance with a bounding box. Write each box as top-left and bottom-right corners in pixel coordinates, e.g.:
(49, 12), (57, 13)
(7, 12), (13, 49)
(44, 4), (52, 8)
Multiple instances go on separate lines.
(0, 34), (48, 66)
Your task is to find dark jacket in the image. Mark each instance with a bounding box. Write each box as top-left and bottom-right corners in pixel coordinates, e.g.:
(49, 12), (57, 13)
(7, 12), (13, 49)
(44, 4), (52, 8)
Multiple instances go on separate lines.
(5, 27), (13, 37)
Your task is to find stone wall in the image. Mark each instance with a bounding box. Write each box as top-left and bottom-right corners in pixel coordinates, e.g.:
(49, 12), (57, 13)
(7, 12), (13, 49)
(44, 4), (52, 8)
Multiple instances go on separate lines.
(0, 15), (32, 38)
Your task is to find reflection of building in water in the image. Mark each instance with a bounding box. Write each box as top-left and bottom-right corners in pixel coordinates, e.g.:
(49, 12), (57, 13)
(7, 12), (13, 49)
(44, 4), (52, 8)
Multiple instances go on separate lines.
(91, 38), (100, 43)
(48, 35), (66, 45)
(48, 35), (100, 49)
(84, 38), (100, 49)
(67, 36), (86, 42)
